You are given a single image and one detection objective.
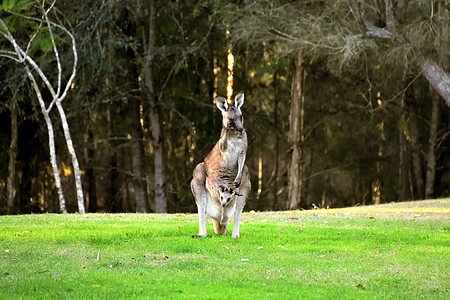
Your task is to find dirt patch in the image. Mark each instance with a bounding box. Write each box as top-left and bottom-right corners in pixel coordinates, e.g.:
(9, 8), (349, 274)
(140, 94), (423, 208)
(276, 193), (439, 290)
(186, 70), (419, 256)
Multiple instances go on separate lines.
(246, 199), (450, 221)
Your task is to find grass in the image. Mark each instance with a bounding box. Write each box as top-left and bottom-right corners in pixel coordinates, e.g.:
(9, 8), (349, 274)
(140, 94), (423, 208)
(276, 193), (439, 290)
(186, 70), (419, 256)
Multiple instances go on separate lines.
(0, 201), (449, 299)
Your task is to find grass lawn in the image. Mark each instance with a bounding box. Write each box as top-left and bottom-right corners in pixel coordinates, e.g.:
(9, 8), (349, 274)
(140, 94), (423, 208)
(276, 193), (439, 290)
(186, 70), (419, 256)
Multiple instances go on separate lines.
(1, 200), (449, 299)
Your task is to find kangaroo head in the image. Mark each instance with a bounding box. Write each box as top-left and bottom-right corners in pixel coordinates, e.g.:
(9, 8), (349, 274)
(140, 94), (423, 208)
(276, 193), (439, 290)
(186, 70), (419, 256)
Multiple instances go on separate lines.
(215, 93), (244, 133)
(218, 185), (242, 207)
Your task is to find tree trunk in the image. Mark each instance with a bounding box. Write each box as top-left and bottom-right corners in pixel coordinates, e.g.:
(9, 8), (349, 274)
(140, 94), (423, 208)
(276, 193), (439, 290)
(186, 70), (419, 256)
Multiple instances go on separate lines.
(149, 95), (167, 213)
(84, 130), (97, 212)
(144, 0), (167, 213)
(7, 99), (18, 214)
(55, 101), (85, 213)
(27, 69), (67, 213)
(405, 84), (425, 199)
(272, 83), (279, 210)
(287, 51), (306, 210)
(129, 97), (149, 213)
(421, 61), (450, 106)
(108, 154), (119, 212)
(398, 99), (409, 201)
(373, 95), (385, 204)
(384, 0), (397, 32)
(425, 92), (440, 199)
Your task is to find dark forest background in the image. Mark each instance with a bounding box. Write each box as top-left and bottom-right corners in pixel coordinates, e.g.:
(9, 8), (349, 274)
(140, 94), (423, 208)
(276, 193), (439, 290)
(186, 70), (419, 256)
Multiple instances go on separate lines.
(0, 0), (449, 214)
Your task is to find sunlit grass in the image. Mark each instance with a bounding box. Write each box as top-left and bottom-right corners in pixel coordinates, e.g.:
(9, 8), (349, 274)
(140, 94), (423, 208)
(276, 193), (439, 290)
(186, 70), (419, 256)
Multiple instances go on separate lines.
(0, 209), (449, 299)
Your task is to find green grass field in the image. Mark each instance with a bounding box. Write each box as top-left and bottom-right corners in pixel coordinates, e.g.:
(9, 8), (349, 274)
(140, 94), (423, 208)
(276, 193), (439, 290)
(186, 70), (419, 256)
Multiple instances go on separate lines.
(1, 200), (449, 299)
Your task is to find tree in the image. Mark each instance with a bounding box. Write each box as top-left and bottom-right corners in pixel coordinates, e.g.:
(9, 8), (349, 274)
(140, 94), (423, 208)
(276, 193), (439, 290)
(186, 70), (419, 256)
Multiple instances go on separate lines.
(287, 51), (306, 210)
(1, 0), (448, 214)
(218, 0), (449, 206)
(0, 1), (85, 213)
(6, 85), (19, 214)
(129, 94), (149, 213)
(140, 0), (167, 213)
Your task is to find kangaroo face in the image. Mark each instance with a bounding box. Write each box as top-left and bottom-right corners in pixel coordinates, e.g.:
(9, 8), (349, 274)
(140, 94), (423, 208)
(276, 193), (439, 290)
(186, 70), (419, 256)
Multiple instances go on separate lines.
(223, 106), (244, 133)
(219, 185), (241, 207)
(216, 93), (245, 133)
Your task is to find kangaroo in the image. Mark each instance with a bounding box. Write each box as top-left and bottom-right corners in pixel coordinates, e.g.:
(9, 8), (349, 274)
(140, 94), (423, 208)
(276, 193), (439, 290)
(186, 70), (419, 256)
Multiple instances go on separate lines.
(191, 93), (251, 238)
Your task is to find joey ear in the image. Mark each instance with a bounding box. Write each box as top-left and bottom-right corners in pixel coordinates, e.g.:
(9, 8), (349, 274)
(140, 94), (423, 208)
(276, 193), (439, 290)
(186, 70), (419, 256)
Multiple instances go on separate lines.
(215, 96), (228, 112)
(234, 92), (244, 109)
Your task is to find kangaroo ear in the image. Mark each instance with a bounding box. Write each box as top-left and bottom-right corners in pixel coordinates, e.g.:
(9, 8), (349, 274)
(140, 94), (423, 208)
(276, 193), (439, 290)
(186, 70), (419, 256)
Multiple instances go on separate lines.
(215, 96), (228, 113)
(234, 93), (244, 109)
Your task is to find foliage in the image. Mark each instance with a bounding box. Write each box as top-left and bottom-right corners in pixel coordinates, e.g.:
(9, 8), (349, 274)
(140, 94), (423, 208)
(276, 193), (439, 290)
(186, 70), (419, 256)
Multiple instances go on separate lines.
(0, 0), (449, 213)
(1, 207), (449, 298)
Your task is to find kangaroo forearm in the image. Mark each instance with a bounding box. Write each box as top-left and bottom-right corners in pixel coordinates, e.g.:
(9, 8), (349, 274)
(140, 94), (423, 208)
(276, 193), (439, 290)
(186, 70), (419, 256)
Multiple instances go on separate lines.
(235, 154), (246, 184)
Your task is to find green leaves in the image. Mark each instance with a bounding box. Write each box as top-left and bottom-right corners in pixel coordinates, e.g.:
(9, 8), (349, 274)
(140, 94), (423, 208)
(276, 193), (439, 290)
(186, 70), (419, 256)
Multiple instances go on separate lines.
(2, 0), (16, 10)
(33, 29), (54, 52)
(1, 0), (33, 12)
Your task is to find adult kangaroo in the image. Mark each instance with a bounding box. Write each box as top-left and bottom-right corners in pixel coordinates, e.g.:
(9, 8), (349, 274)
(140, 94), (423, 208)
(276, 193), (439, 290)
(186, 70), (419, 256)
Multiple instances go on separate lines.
(191, 93), (251, 238)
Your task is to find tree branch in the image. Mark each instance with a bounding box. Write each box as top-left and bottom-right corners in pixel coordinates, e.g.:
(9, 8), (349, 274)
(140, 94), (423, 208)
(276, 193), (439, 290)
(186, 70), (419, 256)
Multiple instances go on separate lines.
(43, 0), (62, 97)
(348, 1), (450, 106)
(421, 60), (450, 106)
(2, 9), (78, 111)
(0, 3), (83, 213)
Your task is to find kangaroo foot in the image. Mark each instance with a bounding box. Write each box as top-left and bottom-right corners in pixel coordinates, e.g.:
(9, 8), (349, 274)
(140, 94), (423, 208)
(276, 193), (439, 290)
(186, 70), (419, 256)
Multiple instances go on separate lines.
(213, 220), (227, 235)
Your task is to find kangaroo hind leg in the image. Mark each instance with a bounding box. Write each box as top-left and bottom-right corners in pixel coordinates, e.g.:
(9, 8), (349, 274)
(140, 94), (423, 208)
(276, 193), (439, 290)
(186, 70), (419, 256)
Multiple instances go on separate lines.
(191, 162), (208, 237)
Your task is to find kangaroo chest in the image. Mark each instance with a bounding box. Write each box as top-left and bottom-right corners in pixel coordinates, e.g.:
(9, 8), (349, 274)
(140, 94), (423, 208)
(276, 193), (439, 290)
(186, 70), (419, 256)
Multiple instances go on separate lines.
(204, 131), (247, 181)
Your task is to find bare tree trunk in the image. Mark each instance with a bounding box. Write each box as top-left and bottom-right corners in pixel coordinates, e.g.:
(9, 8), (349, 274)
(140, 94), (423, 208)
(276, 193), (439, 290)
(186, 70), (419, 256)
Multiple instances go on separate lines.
(84, 130), (97, 212)
(421, 61), (450, 106)
(425, 92), (440, 199)
(43, 7), (85, 213)
(149, 94), (167, 213)
(287, 51), (306, 210)
(398, 99), (408, 201)
(129, 97), (149, 213)
(272, 85), (279, 210)
(27, 69), (67, 213)
(384, 0), (397, 32)
(1, 7), (84, 213)
(7, 99), (18, 214)
(426, 4), (448, 198)
(405, 84), (425, 199)
(55, 102), (85, 213)
(143, 0), (167, 213)
(373, 93), (385, 205)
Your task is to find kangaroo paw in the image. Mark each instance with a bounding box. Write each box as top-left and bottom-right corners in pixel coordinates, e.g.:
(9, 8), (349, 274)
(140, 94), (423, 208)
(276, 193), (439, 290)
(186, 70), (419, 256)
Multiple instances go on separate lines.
(192, 234), (207, 238)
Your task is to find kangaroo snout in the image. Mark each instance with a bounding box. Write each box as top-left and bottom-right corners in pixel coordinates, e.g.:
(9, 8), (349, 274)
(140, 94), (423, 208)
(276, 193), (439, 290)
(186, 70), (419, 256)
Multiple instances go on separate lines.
(227, 122), (243, 133)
